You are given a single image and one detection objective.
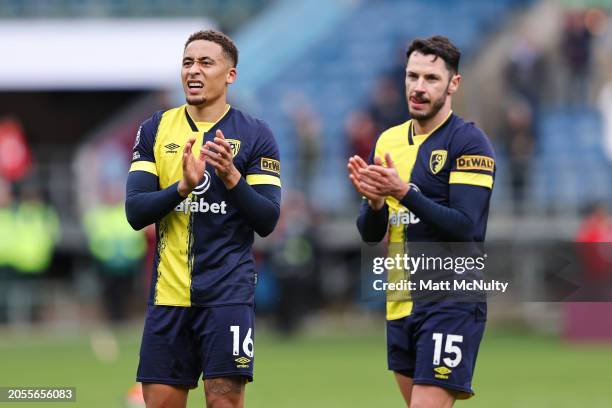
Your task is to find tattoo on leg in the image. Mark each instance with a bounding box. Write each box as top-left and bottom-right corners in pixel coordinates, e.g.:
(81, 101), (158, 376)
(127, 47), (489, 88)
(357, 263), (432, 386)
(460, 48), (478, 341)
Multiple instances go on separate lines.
(205, 377), (245, 396)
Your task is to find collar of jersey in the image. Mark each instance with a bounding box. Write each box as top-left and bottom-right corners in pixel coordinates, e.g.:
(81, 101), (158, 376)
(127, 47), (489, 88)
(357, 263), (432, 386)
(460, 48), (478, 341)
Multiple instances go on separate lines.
(184, 104), (231, 133)
(408, 110), (453, 144)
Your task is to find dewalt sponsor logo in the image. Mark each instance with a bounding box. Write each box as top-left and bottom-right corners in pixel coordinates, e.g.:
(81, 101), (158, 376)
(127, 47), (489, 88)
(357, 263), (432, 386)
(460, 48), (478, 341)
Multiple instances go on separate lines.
(261, 158), (280, 175)
(456, 155), (494, 172)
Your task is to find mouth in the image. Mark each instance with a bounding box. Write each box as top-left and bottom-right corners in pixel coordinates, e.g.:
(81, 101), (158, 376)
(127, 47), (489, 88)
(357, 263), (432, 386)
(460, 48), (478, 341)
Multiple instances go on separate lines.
(186, 80), (203, 95)
(409, 95), (429, 109)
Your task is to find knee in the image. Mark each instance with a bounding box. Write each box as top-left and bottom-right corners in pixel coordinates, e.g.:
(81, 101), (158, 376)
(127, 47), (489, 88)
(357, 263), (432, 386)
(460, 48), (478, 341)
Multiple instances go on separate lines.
(205, 393), (241, 408)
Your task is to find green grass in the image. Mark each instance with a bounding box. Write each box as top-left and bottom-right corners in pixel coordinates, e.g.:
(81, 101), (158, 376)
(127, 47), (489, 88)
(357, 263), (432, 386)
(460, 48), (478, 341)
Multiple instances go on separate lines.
(0, 325), (611, 407)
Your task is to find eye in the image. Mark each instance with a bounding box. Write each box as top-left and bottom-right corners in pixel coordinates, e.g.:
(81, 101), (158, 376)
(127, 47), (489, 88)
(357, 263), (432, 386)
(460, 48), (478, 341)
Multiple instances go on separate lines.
(183, 60), (193, 68)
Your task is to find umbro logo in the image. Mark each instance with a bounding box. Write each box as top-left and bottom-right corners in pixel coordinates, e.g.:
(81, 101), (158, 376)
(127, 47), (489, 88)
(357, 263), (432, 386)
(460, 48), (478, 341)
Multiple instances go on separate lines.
(165, 143), (180, 153)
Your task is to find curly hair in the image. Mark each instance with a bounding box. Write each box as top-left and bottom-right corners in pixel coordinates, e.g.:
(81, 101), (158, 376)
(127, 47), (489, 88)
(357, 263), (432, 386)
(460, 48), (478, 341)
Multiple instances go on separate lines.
(185, 30), (239, 67)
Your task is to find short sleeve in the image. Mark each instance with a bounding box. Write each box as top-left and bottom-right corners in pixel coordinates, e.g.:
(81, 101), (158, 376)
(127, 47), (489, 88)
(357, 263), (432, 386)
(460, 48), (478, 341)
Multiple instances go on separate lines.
(449, 125), (495, 189)
(129, 111), (163, 176)
(245, 121), (281, 187)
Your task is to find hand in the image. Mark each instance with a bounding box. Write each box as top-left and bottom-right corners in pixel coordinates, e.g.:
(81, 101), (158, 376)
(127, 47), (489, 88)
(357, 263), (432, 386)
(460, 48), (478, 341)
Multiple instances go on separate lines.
(359, 153), (409, 201)
(178, 137), (206, 197)
(347, 155), (385, 210)
(202, 129), (241, 189)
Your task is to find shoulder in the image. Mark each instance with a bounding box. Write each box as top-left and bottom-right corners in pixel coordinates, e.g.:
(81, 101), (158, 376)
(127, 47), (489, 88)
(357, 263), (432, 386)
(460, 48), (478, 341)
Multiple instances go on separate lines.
(231, 107), (276, 144)
(230, 107), (270, 131)
(140, 109), (170, 136)
(449, 117), (495, 157)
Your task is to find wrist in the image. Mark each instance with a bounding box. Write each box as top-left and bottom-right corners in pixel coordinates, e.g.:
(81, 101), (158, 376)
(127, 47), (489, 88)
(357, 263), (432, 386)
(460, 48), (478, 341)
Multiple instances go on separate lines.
(222, 168), (242, 189)
(394, 183), (410, 201)
(177, 180), (192, 198)
(368, 198), (385, 211)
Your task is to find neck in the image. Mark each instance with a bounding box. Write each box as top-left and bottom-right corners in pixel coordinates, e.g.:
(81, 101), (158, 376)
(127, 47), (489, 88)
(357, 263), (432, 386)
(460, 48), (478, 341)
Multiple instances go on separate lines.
(412, 103), (452, 135)
(186, 96), (228, 122)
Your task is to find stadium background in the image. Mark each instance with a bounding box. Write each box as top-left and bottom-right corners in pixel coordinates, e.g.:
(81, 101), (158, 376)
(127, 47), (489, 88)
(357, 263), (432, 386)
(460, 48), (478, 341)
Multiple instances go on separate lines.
(1, 0), (612, 406)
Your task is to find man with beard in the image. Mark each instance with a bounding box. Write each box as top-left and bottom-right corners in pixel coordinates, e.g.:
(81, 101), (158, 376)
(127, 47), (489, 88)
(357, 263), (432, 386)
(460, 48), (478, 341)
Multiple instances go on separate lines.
(348, 36), (495, 407)
(125, 30), (281, 408)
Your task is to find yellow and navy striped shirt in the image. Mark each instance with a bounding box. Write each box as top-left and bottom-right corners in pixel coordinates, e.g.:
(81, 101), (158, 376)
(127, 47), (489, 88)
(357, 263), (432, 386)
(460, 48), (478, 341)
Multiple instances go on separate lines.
(129, 105), (281, 307)
(361, 112), (495, 320)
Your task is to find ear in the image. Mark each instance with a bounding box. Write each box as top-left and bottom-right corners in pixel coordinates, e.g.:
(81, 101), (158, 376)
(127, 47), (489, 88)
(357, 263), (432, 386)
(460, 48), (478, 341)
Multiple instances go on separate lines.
(226, 67), (237, 85)
(447, 73), (461, 95)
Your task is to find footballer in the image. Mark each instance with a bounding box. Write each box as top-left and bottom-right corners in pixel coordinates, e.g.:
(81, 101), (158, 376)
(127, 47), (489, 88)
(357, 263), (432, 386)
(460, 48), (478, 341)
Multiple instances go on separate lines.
(348, 36), (495, 407)
(125, 30), (281, 408)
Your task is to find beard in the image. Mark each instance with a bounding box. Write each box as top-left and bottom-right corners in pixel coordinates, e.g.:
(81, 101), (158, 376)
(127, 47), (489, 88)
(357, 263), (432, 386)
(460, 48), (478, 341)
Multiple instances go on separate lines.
(407, 82), (449, 121)
(185, 95), (206, 106)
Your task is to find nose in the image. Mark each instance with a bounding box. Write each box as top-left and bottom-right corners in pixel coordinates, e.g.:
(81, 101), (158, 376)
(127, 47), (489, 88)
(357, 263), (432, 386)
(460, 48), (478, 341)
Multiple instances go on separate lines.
(188, 62), (200, 76)
(413, 78), (426, 93)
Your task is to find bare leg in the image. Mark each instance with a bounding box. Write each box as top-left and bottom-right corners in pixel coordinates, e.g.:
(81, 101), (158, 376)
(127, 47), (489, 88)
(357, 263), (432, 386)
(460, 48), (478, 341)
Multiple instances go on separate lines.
(142, 383), (188, 408)
(204, 377), (246, 408)
(394, 372), (413, 407)
(409, 384), (455, 408)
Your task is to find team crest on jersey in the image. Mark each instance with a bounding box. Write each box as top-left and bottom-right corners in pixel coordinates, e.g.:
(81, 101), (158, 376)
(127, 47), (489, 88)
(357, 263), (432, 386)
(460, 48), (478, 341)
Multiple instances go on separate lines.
(429, 150), (447, 174)
(226, 139), (241, 157)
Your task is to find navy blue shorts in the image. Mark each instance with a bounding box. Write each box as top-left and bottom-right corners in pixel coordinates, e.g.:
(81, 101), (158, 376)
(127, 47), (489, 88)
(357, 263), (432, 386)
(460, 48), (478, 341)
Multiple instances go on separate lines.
(137, 304), (255, 388)
(386, 302), (486, 399)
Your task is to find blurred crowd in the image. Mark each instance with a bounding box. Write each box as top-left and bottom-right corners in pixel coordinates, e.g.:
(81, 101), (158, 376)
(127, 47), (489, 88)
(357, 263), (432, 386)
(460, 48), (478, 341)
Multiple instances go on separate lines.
(1, 5), (611, 333)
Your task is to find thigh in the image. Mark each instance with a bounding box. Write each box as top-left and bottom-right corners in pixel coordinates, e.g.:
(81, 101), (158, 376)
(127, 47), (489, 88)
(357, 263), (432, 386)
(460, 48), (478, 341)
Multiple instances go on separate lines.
(413, 302), (486, 399)
(394, 371), (413, 406)
(137, 305), (202, 388)
(142, 383), (188, 408)
(196, 305), (255, 382)
(204, 377), (246, 408)
(410, 384), (455, 408)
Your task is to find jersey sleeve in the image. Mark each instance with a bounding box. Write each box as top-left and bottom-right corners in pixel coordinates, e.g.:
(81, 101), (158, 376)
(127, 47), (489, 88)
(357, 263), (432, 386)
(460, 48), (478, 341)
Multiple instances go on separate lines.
(448, 124), (496, 189)
(128, 111), (163, 176)
(245, 121), (281, 188)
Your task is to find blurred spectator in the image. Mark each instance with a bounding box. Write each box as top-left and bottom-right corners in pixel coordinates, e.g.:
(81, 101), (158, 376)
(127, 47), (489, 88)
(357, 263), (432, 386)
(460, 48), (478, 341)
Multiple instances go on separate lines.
(0, 118), (32, 182)
(499, 98), (535, 214)
(560, 11), (593, 105)
(368, 75), (406, 134)
(0, 177), (15, 276)
(346, 110), (377, 161)
(289, 102), (321, 196)
(267, 190), (319, 335)
(83, 183), (145, 323)
(0, 179), (59, 324)
(504, 34), (546, 114)
(12, 182), (60, 275)
(564, 203), (612, 341)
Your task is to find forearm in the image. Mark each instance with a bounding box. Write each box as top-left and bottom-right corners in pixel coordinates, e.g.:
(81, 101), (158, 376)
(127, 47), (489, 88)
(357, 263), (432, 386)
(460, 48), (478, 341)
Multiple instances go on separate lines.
(125, 172), (184, 230)
(357, 200), (389, 243)
(400, 189), (472, 241)
(226, 178), (280, 237)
